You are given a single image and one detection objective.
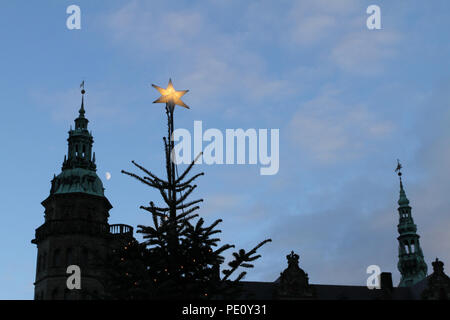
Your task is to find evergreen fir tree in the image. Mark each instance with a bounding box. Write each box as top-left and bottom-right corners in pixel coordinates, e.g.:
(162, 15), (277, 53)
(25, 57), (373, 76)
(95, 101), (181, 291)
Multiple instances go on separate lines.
(108, 81), (271, 299)
(102, 238), (154, 300)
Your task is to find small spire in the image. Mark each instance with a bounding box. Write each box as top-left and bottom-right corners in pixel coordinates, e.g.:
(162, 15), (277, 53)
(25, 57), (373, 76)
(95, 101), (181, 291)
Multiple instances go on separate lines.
(398, 178), (410, 206)
(79, 84), (86, 118)
(395, 160), (410, 206)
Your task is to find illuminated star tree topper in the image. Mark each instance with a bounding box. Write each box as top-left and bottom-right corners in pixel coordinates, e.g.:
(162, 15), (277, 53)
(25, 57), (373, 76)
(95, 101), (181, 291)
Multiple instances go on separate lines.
(152, 78), (189, 112)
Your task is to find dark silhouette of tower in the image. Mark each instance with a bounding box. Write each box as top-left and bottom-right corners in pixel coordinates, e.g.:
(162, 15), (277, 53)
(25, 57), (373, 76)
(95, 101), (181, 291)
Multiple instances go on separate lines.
(395, 164), (427, 287)
(32, 87), (133, 300)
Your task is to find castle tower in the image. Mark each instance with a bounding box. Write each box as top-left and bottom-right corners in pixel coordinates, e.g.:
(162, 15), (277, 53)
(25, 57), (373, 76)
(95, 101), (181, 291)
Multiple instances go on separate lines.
(395, 161), (427, 287)
(32, 86), (133, 300)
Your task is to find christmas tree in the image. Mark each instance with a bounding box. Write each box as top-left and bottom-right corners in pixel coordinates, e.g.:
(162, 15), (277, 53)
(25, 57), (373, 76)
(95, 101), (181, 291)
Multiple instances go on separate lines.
(105, 79), (271, 299)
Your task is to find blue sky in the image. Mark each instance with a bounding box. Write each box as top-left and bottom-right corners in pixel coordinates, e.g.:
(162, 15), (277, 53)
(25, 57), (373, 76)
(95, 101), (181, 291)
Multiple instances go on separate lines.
(0, 0), (449, 299)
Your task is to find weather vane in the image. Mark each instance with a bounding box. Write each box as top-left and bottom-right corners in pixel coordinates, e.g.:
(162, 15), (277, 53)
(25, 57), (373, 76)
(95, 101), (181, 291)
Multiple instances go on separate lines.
(80, 80), (85, 94)
(395, 159), (402, 176)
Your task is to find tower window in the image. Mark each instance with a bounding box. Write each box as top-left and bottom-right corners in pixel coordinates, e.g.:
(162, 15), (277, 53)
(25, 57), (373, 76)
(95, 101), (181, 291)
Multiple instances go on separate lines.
(81, 247), (89, 266)
(64, 289), (71, 300)
(53, 249), (61, 267)
(66, 248), (73, 266)
(37, 255), (41, 272)
(51, 288), (59, 300)
(42, 252), (47, 270)
(407, 244), (412, 254)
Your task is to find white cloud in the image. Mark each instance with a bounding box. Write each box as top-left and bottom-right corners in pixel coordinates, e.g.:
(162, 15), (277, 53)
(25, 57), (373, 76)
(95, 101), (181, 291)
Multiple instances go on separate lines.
(288, 89), (394, 164)
(102, 1), (294, 111)
(286, 1), (400, 75)
(106, 1), (205, 52)
(202, 193), (246, 216)
(287, 0), (357, 47)
(331, 30), (400, 74)
(290, 15), (337, 46)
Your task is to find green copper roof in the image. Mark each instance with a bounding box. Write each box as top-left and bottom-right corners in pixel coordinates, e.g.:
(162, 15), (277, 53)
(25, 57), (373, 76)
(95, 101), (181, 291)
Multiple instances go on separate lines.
(398, 179), (410, 207)
(51, 168), (105, 197)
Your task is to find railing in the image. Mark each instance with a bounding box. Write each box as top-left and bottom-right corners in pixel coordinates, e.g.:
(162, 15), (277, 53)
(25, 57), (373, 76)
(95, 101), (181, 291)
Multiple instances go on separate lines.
(33, 220), (133, 243)
(109, 224), (134, 237)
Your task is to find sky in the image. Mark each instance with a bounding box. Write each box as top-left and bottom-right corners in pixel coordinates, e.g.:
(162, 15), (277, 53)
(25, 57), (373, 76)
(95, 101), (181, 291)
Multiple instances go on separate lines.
(0, 0), (449, 299)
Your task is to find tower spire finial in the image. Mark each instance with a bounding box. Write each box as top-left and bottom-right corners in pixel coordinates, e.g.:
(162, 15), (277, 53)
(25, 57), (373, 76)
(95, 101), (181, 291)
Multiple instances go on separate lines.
(63, 82), (95, 171)
(79, 80), (86, 117)
(395, 158), (405, 191)
(395, 159), (402, 177)
(395, 159), (409, 206)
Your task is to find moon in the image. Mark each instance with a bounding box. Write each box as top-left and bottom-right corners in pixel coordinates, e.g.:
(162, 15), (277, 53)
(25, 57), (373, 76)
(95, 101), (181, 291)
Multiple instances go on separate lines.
(105, 172), (111, 180)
